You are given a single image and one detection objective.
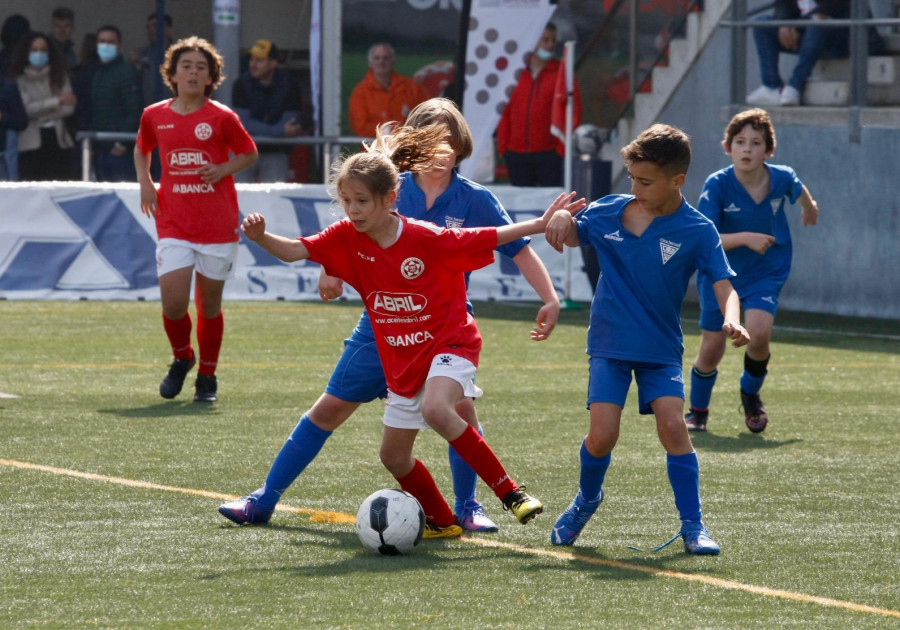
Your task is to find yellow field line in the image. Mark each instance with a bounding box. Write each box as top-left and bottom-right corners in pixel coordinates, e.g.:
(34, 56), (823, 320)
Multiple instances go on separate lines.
(2, 457), (897, 619)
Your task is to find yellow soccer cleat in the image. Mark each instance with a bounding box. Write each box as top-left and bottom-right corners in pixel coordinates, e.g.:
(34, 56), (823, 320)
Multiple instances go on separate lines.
(423, 521), (463, 539)
(502, 488), (543, 524)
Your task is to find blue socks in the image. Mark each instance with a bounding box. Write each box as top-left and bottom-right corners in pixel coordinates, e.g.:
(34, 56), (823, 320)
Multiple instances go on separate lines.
(689, 367), (718, 410)
(667, 451), (702, 523)
(450, 423), (483, 515)
(251, 414), (332, 510)
(578, 440), (611, 503)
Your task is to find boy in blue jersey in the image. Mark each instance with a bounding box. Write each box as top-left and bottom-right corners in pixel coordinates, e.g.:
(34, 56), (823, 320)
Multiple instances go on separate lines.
(544, 124), (750, 554)
(685, 108), (818, 434)
(219, 98), (564, 535)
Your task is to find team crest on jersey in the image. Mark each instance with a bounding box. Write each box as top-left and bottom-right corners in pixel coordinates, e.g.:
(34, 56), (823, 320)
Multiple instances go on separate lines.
(194, 122), (213, 141)
(445, 216), (464, 229)
(400, 257), (424, 279)
(659, 239), (681, 265)
(770, 198), (782, 215)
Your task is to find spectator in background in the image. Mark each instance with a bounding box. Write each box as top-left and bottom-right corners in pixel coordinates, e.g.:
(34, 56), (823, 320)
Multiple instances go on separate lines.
(71, 33), (99, 133)
(1, 14), (30, 178)
(348, 42), (429, 138)
(497, 22), (582, 187)
(0, 14), (30, 77)
(10, 31), (77, 180)
(0, 76), (28, 179)
(233, 39), (304, 183)
(91, 25), (141, 181)
(134, 12), (174, 106)
(50, 7), (77, 71)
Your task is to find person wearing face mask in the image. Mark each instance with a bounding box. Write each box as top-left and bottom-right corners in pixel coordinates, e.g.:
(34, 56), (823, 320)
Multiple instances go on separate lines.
(91, 25), (141, 181)
(497, 22), (582, 187)
(8, 31), (76, 181)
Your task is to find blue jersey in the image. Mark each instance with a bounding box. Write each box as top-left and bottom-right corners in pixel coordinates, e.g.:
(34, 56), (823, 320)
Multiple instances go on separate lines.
(576, 194), (734, 366)
(351, 170), (530, 340)
(697, 164), (803, 291)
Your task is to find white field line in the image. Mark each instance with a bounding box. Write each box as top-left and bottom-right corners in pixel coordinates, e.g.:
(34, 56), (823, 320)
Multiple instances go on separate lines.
(2, 458), (898, 620)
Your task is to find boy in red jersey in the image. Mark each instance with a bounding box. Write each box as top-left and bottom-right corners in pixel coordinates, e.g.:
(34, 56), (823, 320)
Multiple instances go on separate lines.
(241, 124), (585, 536)
(134, 36), (258, 403)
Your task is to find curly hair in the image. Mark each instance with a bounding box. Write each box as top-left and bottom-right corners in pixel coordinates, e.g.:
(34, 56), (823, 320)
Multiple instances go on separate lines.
(724, 108), (776, 153)
(161, 36), (225, 97)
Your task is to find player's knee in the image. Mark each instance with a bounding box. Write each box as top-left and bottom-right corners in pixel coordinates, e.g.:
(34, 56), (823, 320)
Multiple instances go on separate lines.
(585, 430), (616, 456)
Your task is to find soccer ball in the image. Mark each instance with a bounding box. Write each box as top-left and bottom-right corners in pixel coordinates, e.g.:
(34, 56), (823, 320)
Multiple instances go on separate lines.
(574, 124), (607, 157)
(356, 489), (425, 555)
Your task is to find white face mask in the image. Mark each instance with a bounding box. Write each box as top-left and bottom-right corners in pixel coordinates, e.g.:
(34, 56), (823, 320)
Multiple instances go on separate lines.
(536, 48), (553, 61)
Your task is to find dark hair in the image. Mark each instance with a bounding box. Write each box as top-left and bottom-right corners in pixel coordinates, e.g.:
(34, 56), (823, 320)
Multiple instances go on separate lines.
(621, 123), (691, 176)
(1, 14), (30, 49)
(8, 31), (70, 90)
(724, 108), (776, 153)
(147, 12), (173, 27)
(96, 25), (122, 43)
(405, 98), (473, 165)
(52, 7), (75, 22)
(162, 36), (225, 97)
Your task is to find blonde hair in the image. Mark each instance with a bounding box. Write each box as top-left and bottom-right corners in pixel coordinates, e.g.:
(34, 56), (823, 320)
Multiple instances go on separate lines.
(405, 98), (473, 165)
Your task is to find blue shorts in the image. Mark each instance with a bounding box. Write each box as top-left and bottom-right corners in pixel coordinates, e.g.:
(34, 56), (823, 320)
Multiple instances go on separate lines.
(698, 274), (783, 331)
(324, 328), (388, 403)
(587, 356), (684, 415)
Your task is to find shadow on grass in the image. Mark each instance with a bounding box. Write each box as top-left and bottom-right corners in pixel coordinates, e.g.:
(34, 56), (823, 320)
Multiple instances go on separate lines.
(98, 401), (221, 419)
(690, 431), (801, 453)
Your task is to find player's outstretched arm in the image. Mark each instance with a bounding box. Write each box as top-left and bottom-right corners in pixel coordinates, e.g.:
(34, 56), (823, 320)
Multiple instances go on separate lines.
(241, 213), (310, 262)
(512, 247), (560, 341)
(712, 279), (750, 348)
(497, 192), (585, 246)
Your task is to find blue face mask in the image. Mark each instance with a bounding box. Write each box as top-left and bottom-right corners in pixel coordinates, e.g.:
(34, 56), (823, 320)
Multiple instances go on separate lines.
(97, 43), (118, 63)
(28, 51), (49, 68)
(536, 48), (554, 61)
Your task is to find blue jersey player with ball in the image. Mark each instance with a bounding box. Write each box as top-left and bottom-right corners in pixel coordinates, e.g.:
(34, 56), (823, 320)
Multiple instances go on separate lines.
(685, 108), (819, 434)
(544, 124), (749, 554)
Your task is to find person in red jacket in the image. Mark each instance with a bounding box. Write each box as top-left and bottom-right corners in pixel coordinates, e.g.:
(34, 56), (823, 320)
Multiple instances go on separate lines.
(497, 22), (581, 187)
(348, 42), (429, 138)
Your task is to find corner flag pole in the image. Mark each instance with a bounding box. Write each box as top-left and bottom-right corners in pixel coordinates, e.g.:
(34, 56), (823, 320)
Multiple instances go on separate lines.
(562, 40), (579, 310)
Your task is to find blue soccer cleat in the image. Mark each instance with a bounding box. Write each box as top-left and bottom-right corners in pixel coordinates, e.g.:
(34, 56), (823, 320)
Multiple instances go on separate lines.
(550, 490), (603, 546)
(681, 521), (721, 555)
(457, 503), (499, 533)
(218, 495), (273, 525)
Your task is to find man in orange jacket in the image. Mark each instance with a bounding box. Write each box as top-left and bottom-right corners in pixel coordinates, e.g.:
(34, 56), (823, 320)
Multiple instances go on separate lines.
(348, 42), (430, 138)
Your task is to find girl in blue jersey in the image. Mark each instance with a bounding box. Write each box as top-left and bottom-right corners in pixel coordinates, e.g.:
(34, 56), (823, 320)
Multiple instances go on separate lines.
(685, 108), (819, 434)
(544, 124), (750, 555)
(219, 98), (565, 535)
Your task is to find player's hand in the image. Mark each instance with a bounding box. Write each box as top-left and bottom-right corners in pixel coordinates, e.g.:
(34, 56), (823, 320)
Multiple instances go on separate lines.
(139, 181), (159, 217)
(530, 301), (560, 341)
(722, 321), (750, 348)
(241, 212), (267, 241)
(198, 163), (227, 184)
(801, 200), (819, 226)
(318, 272), (344, 302)
(746, 232), (776, 255)
(545, 210), (576, 252)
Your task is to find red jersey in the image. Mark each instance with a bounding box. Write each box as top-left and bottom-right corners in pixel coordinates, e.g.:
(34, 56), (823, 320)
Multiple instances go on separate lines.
(301, 215), (498, 398)
(136, 99), (256, 244)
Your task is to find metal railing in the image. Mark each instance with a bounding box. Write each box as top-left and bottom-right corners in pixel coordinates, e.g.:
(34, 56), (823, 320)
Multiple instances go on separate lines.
(76, 131), (372, 183)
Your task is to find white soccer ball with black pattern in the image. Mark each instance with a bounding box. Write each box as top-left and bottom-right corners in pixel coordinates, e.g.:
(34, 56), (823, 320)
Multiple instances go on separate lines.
(356, 489), (425, 555)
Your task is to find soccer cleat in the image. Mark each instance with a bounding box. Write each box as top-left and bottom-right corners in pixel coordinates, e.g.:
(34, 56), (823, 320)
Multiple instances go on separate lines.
(194, 373), (218, 403)
(740, 390), (768, 433)
(423, 521), (463, 539)
(746, 85), (782, 106)
(684, 408), (709, 432)
(218, 496), (273, 525)
(502, 487), (543, 524)
(681, 521), (721, 555)
(159, 355), (196, 399)
(457, 503), (499, 533)
(551, 490), (603, 546)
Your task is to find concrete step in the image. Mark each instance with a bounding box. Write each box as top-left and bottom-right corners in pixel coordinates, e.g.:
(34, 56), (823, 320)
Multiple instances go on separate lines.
(809, 56), (899, 84)
(803, 79), (900, 106)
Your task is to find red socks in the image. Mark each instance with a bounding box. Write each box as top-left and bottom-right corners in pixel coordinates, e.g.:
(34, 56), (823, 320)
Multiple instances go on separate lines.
(196, 312), (224, 376)
(396, 459), (455, 527)
(162, 313), (193, 360)
(449, 424), (517, 499)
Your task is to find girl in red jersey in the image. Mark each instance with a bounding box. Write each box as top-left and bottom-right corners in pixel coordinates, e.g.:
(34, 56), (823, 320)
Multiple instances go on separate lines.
(134, 37), (258, 403)
(241, 125), (584, 536)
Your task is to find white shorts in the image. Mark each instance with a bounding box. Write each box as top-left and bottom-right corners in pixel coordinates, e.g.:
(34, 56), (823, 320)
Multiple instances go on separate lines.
(157, 238), (238, 280)
(383, 354), (483, 430)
